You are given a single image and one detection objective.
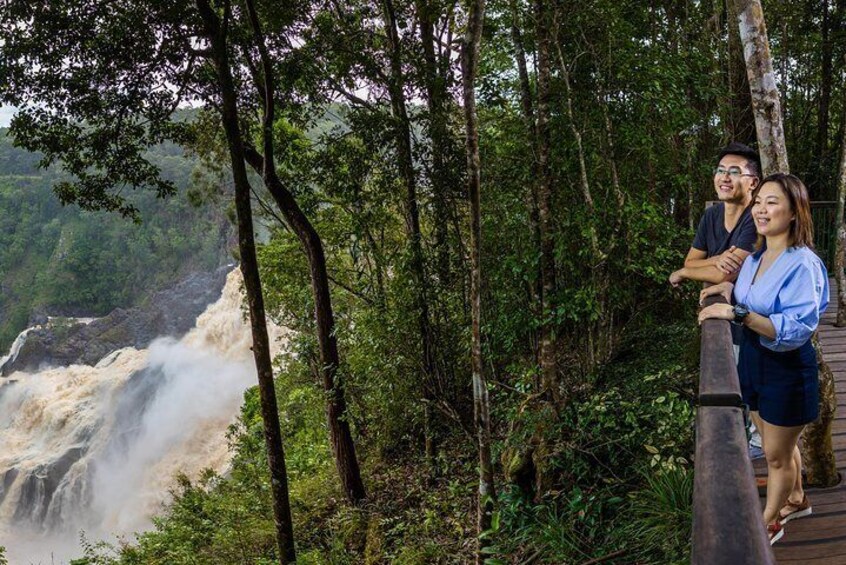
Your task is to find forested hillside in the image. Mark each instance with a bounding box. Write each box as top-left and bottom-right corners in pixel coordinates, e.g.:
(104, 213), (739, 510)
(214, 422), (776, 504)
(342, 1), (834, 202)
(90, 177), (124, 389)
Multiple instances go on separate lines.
(1, 0), (843, 563)
(0, 128), (228, 350)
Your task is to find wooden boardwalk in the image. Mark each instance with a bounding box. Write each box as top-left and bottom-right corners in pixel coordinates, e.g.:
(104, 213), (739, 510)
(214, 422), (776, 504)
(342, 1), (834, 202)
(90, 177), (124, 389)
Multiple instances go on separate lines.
(755, 283), (846, 563)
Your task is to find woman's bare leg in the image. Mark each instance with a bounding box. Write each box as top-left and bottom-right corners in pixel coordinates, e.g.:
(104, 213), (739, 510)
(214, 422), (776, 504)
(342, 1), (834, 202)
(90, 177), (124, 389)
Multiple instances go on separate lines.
(790, 445), (804, 503)
(751, 411), (766, 452)
(758, 418), (805, 525)
(751, 412), (806, 518)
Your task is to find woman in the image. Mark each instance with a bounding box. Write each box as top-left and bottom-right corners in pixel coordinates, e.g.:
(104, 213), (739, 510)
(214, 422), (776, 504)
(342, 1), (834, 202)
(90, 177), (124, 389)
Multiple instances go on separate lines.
(699, 173), (828, 545)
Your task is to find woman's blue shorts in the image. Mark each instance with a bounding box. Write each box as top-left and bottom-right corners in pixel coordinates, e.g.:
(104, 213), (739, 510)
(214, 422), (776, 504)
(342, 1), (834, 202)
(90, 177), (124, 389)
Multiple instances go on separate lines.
(738, 326), (819, 427)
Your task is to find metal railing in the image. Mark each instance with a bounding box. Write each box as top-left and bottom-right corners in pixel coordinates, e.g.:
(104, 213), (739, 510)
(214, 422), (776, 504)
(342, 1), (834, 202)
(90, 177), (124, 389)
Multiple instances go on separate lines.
(811, 201), (836, 270)
(691, 295), (775, 564)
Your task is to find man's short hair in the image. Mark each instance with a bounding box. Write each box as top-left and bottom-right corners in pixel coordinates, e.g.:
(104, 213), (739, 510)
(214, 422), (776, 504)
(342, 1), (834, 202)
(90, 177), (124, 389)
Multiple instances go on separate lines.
(717, 141), (761, 177)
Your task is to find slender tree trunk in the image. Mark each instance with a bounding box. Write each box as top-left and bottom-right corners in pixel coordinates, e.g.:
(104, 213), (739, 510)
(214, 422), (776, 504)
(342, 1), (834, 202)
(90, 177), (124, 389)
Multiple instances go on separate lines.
(817, 0), (832, 162)
(195, 2), (295, 561)
(243, 146), (367, 504)
(596, 86), (626, 365)
(509, 0), (535, 137)
(417, 1), (462, 460)
(382, 0), (440, 466)
(686, 139), (696, 232)
(535, 0), (559, 404)
(599, 92), (625, 224)
(731, 0), (789, 173)
(238, 0), (366, 504)
(725, 0), (756, 145)
(711, 0), (729, 145)
(733, 0), (838, 487)
(835, 65), (846, 327)
(554, 35), (616, 369)
(417, 0), (453, 289)
(508, 0), (542, 366)
(555, 45), (601, 259)
(461, 0), (494, 560)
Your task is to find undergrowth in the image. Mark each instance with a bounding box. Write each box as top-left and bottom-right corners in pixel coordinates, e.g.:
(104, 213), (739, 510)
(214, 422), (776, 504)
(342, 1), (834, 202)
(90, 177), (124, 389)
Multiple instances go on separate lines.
(71, 323), (697, 564)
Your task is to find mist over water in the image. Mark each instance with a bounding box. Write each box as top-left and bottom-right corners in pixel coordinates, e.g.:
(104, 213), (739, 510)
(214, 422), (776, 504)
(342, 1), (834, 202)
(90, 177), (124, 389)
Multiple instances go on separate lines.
(0, 270), (287, 564)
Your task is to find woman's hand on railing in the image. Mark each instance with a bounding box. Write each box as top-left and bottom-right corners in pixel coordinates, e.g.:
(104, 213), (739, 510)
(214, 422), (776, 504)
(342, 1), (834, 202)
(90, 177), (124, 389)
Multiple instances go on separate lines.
(699, 282), (733, 306)
(698, 303), (734, 325)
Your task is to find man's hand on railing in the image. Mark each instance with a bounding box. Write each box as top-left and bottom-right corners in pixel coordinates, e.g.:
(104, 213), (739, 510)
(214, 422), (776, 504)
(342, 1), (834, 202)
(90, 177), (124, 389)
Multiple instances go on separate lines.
(699, 282), (734, 306)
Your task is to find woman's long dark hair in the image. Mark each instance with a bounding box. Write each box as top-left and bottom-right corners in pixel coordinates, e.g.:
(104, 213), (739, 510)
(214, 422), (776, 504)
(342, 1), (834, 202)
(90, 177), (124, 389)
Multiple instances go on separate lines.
(755, 173), (814, 250)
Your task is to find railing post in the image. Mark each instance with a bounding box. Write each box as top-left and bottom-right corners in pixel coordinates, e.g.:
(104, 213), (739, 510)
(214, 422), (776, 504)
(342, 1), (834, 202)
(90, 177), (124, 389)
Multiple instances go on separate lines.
(692, 295), (775, 564)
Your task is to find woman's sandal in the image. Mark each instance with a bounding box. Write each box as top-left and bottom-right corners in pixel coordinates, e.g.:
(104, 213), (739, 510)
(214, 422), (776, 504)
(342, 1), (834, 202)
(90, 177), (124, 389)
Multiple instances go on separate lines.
(779, 494), (812, 524)
(767, 519), (785, 545)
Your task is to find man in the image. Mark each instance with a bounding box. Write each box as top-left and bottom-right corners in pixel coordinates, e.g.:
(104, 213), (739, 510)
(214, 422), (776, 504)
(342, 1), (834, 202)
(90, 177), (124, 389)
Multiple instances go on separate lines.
(670, 141), (761, 287)
(670, 141), (763, 459)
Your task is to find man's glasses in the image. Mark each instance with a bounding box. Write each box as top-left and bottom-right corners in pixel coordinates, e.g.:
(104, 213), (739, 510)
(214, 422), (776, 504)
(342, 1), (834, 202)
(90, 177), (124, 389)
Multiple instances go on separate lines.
(713, 166), (757, 178)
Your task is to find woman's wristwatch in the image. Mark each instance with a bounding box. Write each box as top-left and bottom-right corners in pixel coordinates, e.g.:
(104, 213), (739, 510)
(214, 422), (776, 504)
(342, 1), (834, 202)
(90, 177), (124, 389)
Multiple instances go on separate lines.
(732, 303), (750, 325)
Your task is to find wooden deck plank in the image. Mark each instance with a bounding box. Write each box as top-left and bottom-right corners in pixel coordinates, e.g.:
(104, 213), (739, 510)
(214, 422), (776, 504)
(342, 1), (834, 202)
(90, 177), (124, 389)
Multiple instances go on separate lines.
(771, 280), (846, 561)
(702, 283), (846, 559)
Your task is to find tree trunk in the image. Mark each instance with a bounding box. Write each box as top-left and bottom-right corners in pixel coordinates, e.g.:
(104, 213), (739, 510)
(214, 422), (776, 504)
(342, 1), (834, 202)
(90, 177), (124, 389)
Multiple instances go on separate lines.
(417, 0), (453, 290)
(803, 334), (839, 486)
(243, 146), (367, 504)
(817, 0), (832, 162)
(599, 92), (624, 225)
(731, 0), (789, 173)
(509, 0), (534, 137)
(556, 54), (599, 259)
(835, 65), (846, 327)
(686, 139), (696, 232)
(508, 0), (542, 367)
(238, 0), (366, 504)
(553, 26), (617, 369)
(382, 0), (440, 466)
(535, 0), (559, 404)
(733, 0), (838, 487)
(195, 2), (296, 561)
(461, 0), (494, 560)
(725, 0), (756, 145)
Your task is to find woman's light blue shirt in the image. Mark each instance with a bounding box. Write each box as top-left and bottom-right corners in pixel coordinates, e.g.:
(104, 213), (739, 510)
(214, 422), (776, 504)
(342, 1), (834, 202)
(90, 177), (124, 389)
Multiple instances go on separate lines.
(733, 246), (829, 352)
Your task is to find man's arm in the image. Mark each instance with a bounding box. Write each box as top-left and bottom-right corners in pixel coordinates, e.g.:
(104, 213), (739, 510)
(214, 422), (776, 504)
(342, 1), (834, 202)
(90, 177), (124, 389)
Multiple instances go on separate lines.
(670, 247), (750, 287)
(670, 264), (734, 286)
(683, 248), (716, 269)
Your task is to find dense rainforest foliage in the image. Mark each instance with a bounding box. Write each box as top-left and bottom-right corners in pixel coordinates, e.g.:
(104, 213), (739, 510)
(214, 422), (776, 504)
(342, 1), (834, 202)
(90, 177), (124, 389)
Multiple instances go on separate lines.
(0, 127), (227, 350)
(1, 0), (844, 563)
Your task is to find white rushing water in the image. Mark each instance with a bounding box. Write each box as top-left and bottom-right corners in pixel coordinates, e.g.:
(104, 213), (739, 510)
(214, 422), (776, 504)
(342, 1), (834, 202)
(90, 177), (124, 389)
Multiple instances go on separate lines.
(0, 328), (35, 376)
(0, 269), (287, 564)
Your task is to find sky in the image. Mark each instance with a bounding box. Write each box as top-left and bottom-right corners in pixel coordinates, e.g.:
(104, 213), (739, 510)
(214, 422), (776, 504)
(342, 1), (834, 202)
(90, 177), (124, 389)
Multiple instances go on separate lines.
(0, 106), (16, 127)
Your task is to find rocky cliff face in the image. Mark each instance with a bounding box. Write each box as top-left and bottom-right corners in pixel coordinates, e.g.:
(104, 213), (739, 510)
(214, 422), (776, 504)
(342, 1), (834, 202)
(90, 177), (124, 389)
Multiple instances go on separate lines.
(1, 265), (234, 376)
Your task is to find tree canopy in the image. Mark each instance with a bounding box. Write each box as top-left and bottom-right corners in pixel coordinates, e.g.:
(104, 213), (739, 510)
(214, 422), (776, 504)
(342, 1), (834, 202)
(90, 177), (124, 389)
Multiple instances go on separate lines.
(2, 0), (843, 562)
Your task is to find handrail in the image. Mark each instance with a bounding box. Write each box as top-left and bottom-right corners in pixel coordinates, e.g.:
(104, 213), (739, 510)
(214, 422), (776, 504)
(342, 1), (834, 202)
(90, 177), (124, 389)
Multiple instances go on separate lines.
(691, 295), (775, 564)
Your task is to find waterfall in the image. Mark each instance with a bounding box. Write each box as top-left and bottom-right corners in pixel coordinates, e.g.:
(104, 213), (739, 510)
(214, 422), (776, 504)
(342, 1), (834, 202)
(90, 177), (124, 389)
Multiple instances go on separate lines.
(0, 269), (287, 564)
(0, 328), (35, 376)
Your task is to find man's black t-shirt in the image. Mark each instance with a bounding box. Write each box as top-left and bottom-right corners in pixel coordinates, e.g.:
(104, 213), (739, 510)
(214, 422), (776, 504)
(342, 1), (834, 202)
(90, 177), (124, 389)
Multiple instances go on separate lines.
(691, 202), (757, 345)
(692, 203), (757, 258)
